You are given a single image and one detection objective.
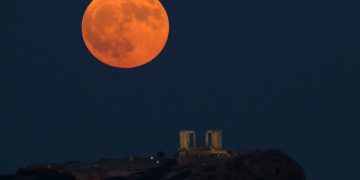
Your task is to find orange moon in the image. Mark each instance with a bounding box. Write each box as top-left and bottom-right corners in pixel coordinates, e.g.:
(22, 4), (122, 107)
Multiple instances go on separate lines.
(82, 0), (169, 68)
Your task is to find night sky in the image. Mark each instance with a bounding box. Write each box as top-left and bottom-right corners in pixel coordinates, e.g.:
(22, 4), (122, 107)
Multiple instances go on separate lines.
(2, 0), (360, 179)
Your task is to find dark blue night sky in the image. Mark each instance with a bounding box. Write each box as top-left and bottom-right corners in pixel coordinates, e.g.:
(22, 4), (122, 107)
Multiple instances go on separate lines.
(2, 0), (360, 179)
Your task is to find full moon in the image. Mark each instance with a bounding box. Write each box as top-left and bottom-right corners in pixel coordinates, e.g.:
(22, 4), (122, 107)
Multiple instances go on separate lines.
(82, 0), (169, 68)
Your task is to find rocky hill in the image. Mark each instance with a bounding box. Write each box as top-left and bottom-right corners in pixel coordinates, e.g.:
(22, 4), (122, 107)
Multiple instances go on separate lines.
(0, 150), (305, 180)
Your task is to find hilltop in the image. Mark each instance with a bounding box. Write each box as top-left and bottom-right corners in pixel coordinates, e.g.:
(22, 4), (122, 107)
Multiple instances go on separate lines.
(0, 149), (305, 180)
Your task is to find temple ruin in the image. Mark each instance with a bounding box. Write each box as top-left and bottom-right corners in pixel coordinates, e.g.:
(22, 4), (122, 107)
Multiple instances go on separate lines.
(205, 130), (222, 151)
(178, 129), (231, 158)
(179, 130), (197, 150)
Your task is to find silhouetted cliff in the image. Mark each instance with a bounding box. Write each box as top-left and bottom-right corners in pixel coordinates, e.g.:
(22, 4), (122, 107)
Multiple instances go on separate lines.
(0, 150), (305, 180)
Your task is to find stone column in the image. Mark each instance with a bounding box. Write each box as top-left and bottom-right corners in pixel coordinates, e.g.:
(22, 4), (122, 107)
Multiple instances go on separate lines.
(179, 131), (189, 150)
(205, 130), (223, 150)
(179, 130), (196, 150)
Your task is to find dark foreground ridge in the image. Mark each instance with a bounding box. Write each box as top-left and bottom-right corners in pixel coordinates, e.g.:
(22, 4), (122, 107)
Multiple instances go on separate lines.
(0, 149), (305, 180)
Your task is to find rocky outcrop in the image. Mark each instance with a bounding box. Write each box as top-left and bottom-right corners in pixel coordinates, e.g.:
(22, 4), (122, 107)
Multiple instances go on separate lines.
(0, 150), (306, 180)
(223, 150), (306, 180)
(126, 150), (306, 180)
